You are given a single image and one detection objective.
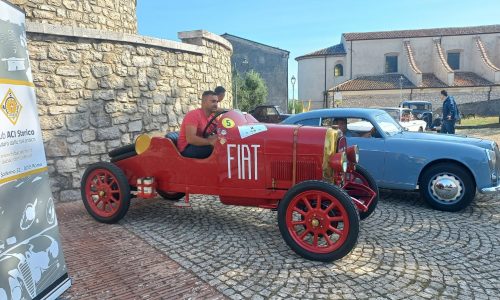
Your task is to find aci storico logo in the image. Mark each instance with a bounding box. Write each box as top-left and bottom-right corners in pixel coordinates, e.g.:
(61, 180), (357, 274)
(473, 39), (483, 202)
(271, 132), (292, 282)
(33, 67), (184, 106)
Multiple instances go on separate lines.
(1, 88), (22, 125)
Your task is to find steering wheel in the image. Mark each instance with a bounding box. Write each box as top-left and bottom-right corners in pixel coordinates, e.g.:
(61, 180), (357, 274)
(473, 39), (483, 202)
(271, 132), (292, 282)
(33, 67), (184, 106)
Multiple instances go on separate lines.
(202, 110), (229, 138)
(370, 127), (382, 138)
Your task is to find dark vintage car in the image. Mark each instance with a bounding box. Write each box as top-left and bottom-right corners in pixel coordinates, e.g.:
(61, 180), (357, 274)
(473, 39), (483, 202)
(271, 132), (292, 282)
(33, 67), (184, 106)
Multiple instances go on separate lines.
(249, 105), (290, 123)
(399, 100), (435, 129)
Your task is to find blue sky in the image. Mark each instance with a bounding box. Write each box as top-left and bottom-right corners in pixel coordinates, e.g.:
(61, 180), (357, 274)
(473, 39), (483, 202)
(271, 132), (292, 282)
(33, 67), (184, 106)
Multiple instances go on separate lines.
(137, 0), (500, 98)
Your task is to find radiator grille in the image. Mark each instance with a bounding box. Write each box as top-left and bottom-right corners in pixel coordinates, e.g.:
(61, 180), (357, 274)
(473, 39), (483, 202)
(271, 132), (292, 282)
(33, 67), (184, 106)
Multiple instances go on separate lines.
(19, 261), (36, 298)
(297, 161), (317, 182)
(271, 161), (317, 182)
(271, 161), (292, 180)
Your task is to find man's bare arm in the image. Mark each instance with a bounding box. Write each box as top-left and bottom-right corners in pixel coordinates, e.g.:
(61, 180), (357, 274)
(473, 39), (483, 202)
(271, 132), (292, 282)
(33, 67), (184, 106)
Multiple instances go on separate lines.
(185, 125), (217, 146)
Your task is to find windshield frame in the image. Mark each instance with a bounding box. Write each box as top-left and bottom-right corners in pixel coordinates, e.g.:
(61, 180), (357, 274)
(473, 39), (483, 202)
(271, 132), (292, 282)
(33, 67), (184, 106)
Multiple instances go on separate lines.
(373, 112), (404, 136)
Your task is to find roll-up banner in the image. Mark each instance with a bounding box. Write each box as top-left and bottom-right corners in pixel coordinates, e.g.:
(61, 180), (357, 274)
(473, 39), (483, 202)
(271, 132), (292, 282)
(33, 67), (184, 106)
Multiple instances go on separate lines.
(0, 1), (71, 299)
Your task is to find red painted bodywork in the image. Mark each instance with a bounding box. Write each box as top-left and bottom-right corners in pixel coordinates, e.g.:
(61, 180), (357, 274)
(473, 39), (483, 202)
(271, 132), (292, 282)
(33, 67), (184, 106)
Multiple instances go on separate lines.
(114, 110), (374, 210)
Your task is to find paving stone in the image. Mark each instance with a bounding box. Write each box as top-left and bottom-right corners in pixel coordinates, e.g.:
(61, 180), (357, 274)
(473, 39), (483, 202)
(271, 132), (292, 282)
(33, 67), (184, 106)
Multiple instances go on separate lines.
(56, 202), (224, 300)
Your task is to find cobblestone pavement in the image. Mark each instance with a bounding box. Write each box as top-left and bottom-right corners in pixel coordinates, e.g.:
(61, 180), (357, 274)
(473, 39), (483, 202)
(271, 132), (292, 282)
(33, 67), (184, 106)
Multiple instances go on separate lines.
(120, 191), (500, 300)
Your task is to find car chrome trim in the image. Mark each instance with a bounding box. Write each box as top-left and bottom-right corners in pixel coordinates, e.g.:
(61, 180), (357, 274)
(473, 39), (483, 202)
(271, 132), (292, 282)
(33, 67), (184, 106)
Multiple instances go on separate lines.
(430, 174), (463, 202)
(43, 277), (72, 300)
(480, 183), (500, 194)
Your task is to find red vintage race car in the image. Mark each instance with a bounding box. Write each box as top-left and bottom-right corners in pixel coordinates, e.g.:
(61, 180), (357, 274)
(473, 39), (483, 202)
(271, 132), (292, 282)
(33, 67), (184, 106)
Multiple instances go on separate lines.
(80, 110), (378, 262)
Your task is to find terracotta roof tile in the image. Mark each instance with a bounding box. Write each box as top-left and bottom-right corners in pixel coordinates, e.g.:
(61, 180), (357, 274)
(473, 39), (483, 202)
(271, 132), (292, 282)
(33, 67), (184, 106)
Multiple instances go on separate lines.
(453, 72), (492, 86)
(343, 24), (500, 41)
(296, 43), (346, 60)
(332, 74), (415, 91)
(331, 72), (494, 92)
(422, 73), (447, 88)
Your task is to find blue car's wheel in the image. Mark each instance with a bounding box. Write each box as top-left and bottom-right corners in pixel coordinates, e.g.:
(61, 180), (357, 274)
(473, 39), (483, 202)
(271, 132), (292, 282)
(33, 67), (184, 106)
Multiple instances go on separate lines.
(420, 163), (475, 211)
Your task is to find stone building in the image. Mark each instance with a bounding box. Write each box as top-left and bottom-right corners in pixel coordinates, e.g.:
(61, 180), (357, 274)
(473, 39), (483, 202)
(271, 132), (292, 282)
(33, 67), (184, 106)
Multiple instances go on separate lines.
(222, 33), (289, 112)
(7, 0), (233, 201)
(296, 25), (500, 112)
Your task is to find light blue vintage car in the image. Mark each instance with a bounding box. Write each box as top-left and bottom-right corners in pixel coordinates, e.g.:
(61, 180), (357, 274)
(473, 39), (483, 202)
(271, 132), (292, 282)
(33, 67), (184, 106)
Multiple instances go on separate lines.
(282, 108), (500, 211)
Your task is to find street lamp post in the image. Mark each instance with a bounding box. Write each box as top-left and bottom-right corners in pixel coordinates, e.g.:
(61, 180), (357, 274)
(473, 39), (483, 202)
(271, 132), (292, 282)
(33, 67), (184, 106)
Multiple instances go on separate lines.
(291, 75), (296, 114)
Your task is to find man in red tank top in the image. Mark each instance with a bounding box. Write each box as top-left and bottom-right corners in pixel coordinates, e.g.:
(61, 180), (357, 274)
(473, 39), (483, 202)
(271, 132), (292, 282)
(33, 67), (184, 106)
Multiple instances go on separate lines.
(177, 91), (219, 158)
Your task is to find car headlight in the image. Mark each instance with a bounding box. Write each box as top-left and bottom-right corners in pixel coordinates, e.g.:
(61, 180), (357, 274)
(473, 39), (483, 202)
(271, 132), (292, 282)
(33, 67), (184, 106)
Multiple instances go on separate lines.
(486, 148), (497, 182)
(329, 152), (348, 173)
(346, 145), (359, 164)
(486, 149), (496, 170)
(417, 113), (423, 119)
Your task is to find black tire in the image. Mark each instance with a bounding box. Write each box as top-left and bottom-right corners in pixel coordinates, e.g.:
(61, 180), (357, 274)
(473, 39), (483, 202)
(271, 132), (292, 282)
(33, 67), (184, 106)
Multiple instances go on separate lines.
(352, 165), (379, 220)
(278, 180), (359, 262)
(420, 163), (475, 212)
(418, 127), (424, 132)
(81, 162), (131, 223)
(157, 190), (185, 201)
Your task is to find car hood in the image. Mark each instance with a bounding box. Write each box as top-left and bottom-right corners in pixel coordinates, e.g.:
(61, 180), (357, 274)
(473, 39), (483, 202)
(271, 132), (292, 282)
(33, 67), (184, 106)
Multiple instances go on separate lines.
(394, 131), (494, 149)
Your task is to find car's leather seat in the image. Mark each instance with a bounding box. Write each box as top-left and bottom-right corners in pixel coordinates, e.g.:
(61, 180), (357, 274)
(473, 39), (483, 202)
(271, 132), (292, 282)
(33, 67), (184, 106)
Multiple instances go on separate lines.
(165, 131), (179, 147)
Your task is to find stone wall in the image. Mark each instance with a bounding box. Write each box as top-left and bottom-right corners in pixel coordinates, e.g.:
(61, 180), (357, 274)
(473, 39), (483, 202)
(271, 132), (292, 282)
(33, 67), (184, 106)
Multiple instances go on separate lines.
(26, 24), (232, 201)
(9, 0), (137, 34)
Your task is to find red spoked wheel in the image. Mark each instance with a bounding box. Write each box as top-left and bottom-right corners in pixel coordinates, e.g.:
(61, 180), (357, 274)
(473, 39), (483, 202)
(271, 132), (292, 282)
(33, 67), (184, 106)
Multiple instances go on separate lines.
(278, 180), (359, 262)
(81, 162), (131, 223)
(344, 165), (379, 220)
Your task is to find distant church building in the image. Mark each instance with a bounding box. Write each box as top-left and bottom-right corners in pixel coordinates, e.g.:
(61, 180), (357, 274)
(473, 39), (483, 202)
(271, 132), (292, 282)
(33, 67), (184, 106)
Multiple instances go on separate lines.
(296, 25), (500, 112)
(222, 34), (289, 111)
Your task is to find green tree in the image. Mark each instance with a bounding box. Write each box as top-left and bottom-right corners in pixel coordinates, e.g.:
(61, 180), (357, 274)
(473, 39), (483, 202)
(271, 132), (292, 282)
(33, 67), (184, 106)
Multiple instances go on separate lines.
(234, 70), (268, 112)
(287, 99), (303, 114)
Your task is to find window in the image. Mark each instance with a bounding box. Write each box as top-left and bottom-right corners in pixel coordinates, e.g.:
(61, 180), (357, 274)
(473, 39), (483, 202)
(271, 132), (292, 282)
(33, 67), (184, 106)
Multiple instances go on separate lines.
(266, 107), (278, 115)
(382, 109), (400, 121)
(321, 117), (336, 127)
(334, 64), (343, 77)
(447, 52), (460, 70)
(385, 55), (398, 73)
(295, 118), (320, 126)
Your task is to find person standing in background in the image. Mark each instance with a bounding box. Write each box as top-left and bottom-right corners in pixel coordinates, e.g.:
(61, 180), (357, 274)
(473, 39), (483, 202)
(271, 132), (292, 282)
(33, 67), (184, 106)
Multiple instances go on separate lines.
(440, 90), (458, 134)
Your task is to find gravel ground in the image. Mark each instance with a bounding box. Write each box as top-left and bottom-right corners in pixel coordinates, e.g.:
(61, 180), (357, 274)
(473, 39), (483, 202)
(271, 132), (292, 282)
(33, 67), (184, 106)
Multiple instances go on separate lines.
(456, 126), (500, 145)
